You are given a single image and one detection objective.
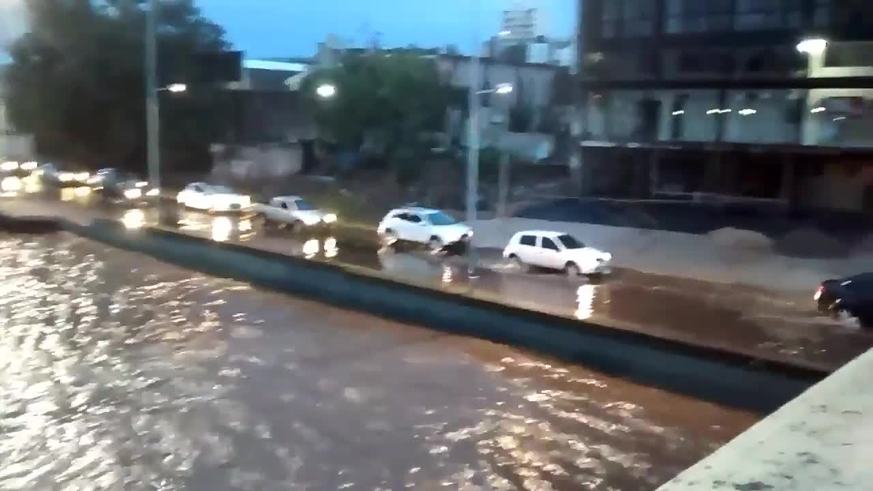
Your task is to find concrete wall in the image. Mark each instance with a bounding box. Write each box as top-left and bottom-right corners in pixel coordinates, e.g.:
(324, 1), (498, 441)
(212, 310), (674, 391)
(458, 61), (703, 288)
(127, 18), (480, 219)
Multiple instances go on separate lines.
(53, 217), (822, 413)
(210, 143), (303, 181)
(799, 162), (873, 211)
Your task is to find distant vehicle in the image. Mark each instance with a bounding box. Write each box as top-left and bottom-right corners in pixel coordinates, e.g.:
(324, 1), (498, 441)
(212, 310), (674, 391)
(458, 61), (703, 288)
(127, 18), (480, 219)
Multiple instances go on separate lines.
(176, 183), (251, 213)
(97, 171), (158, 205)
(502, 231), (613, 277)
(815, 273), (873, 328)
(254, 196), (337, 231)
(377, 207), (472, 252)
(37, 163), (91, 187)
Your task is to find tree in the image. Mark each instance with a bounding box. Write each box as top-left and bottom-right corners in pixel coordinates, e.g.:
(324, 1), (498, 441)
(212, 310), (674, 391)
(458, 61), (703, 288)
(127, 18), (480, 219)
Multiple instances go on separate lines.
(5, 0), (231, 172)
(304, 53), (457, 182)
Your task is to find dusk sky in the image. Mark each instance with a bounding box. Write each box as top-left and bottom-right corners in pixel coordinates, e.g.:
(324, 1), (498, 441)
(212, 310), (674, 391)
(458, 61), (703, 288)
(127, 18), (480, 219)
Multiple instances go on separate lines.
(199, 0), (577, 58)
(1, 0), (577, 61)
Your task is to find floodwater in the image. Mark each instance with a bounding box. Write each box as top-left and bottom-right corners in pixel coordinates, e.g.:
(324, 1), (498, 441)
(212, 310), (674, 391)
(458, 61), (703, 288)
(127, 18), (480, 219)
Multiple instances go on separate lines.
(0, 233), (757, 490)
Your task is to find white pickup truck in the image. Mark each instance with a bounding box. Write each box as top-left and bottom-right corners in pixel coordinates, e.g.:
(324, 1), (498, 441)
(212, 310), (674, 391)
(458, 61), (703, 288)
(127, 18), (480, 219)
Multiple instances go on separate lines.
(254, 196), (337, 231)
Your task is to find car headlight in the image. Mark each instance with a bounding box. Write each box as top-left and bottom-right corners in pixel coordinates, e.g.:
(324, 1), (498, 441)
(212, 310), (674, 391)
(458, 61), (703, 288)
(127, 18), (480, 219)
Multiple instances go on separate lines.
(1, 161), (19, 172)
(75, 172), (90, 181)
(146, 188), (160, 197)
(322, 213), (338, 224)
(124, 188), (143, 200)
(20, 161), (38, 172)
(58, 173), (74, 182)
(1, 176), (22, 192)
(602, 253), (613, 262)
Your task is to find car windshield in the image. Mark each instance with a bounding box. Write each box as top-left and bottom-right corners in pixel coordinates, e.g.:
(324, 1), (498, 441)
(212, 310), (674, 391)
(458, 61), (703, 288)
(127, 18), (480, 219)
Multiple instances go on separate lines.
(295, 199), (317, 211)
(426, 211), (457, 226)
(557, 234), (584, 249)
(210, 185), (234, 194)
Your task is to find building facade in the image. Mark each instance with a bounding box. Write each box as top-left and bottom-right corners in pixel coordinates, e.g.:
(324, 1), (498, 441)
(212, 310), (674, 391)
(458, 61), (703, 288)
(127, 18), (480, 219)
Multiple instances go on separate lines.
(579, 0), (873, 212)
(501, 5), (546, 40)
(0, 65), (35, 160)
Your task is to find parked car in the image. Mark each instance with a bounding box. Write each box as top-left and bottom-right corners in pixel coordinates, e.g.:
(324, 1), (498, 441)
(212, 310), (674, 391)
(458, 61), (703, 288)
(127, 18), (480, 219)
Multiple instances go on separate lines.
(176, 183), (251, 213)
(254, 196), (337, 231)
(503, 231), (613, 277)
(377, 207), (472, 252)
(815, 273), (873, 328)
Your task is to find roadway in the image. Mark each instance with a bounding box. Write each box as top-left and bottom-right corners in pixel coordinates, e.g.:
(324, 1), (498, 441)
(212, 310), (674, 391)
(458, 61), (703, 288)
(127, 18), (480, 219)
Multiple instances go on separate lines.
(2, 188), (872, 372)
(0, 232), (758, 490)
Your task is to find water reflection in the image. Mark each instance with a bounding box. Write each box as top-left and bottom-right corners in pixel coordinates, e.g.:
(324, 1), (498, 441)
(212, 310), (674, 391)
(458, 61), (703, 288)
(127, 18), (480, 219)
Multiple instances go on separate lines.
(0, 235), (755, 490)
(575, 284), (597, 320)
(176, 212), (255, 243)
(121, 208), (146, 230)
(212, 216), (233, 242)
(323, 237), (339, 259)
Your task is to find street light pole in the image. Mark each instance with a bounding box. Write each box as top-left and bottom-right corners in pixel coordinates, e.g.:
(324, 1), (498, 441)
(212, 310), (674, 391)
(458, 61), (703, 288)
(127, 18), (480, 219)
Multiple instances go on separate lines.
(465, 0), (482, 276)
(145, 0), (160, 190)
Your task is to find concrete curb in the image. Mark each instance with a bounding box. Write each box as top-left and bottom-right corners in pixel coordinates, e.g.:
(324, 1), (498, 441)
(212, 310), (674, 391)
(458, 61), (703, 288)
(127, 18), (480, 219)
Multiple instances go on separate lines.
(109, 219), (835, 409)
(2, 212), (825, 412)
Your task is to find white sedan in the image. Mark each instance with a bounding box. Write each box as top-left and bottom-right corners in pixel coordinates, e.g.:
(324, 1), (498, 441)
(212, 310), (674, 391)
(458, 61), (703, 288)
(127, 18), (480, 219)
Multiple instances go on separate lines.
(377, 207), (472, 251)
(176, 183), (252, 213)
(503, 230), (612, 277)
(253, 196), (337, 231)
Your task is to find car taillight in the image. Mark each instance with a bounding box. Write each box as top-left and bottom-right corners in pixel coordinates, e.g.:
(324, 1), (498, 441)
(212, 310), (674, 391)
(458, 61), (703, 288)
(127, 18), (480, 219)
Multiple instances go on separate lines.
(814, 286), (824, 301)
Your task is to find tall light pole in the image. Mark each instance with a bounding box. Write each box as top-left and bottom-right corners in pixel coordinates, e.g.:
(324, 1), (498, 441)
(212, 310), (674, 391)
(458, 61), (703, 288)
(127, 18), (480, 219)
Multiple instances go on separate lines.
(465, 0), (483, 276)
(145, 0), (160, 191)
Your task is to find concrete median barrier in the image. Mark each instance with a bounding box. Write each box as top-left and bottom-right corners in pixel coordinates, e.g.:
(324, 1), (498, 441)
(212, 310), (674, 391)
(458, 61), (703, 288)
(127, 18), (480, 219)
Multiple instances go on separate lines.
(59, 217), (822, 413)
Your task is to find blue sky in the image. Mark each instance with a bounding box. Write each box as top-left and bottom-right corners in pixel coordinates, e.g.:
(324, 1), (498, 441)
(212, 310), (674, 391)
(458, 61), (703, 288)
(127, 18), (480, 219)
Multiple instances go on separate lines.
(0, 0), (577, 62)
(199, 0), (577, 58)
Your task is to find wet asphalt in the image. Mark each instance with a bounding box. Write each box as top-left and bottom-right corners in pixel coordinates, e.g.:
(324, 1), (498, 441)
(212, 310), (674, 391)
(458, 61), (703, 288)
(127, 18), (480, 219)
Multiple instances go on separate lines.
(2, 190), (872, 371)
(0, 232), (758, 490)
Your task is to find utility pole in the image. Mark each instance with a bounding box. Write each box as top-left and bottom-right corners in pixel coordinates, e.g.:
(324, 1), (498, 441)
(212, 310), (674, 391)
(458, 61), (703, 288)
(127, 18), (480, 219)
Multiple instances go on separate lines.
(465, 0), (482, 275)
(145, 0), (160, 190)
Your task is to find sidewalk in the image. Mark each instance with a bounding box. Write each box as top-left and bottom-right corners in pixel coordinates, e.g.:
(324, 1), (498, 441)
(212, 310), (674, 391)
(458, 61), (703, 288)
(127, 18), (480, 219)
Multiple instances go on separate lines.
(658, 347), (873, 491)
(471, 217), (873, 293)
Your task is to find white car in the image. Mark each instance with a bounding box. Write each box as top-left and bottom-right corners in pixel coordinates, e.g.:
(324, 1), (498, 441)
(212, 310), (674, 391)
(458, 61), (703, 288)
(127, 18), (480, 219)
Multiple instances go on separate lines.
(254, 196), (337, 231)
(176, 183), (251, 213)
(503, 230), (613, 277)
(377, 207), (472, 251)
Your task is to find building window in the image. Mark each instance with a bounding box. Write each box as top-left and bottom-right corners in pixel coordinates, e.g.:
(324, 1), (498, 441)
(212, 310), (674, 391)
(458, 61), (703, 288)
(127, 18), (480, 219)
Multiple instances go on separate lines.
(623, 0), (656, 37)
(814, 0), (831, 27)
(667, 0), (732, 33)
(602, 0), (656, 38)
(671, 94), (689, 139)
(735, 0), (780, 30)
(602, 1), (620, 38)
(679, 50), (734, 74)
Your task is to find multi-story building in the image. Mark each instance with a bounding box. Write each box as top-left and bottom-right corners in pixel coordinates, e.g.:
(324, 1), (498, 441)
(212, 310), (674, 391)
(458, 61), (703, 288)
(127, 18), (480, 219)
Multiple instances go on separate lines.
(501, 4), (546, 41)
(579, 0), (873, 212)
(0, 64), (35, 160)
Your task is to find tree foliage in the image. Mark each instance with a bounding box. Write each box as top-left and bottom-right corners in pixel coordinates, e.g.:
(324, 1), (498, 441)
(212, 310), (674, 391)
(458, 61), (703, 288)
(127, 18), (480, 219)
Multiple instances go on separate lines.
(5, 0), (231, 172)
(303, 53), (458, 181)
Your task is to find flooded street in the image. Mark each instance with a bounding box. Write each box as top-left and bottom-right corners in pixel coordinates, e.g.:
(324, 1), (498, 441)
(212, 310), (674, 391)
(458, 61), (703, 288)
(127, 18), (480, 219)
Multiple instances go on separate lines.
(0, 233), (756, 490)
(4, 196), (871, 371)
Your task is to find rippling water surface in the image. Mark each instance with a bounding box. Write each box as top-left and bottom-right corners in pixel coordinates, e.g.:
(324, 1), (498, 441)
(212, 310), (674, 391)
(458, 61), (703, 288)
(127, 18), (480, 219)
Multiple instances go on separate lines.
(0, 233), (756, 490)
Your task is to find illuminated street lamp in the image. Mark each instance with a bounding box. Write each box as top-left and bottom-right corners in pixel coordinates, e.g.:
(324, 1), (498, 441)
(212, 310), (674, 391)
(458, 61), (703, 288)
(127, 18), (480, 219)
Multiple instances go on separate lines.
(162, 83), (187, 93)
(796, 38), (828, 56)
(316, 83), (337, 99)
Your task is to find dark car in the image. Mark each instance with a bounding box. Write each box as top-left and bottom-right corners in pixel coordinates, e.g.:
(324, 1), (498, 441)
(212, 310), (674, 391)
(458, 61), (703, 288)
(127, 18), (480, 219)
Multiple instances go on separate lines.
(97, 171), (150, 205)
(816, 273), (873, 328)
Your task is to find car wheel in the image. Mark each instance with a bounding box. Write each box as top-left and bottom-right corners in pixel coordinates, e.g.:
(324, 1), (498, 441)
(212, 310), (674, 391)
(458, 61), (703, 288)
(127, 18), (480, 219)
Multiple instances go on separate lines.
(509, 254), (528, 273)
(381, 229), (398, 247)
(565, 262), (582, 277)
(428, 236), (444, 253)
